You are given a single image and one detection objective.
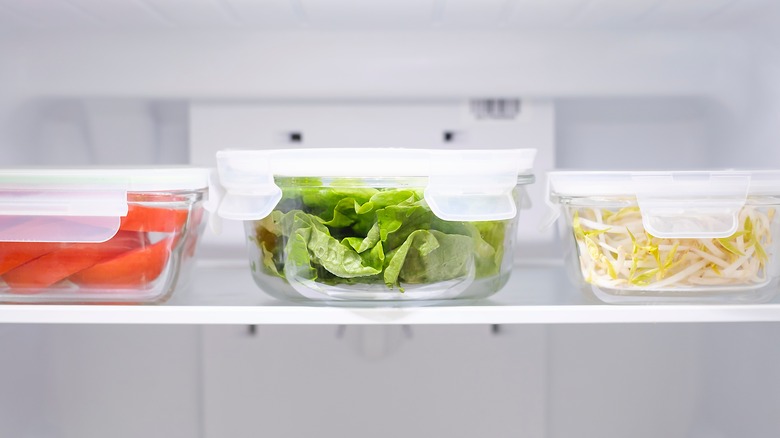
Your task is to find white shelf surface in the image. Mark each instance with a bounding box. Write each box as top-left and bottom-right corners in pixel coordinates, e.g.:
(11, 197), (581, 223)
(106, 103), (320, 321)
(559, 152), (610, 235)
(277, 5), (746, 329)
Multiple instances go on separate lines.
(2, 263), (780, 324)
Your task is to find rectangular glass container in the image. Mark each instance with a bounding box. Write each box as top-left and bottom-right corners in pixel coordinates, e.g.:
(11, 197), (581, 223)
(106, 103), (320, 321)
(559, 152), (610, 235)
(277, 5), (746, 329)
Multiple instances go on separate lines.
(216, 148), (536, 304)
(0, 168), (209, 304)
(548, 171), (780, 304)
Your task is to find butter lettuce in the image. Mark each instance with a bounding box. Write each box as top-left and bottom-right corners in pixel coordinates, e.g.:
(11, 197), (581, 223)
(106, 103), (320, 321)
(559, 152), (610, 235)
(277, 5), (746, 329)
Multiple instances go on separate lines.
(253, 185), (507, 290)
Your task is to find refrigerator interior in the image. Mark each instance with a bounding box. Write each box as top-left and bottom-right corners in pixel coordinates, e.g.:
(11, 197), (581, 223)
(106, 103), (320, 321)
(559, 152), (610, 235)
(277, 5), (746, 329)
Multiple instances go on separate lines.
(1, 1), (780, 437)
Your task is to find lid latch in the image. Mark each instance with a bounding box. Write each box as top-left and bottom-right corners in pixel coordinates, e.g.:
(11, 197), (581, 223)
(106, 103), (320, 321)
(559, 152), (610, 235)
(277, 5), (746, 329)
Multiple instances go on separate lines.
(215, 151), (282, 221)
(633, 173), (750, 239)
(424, 150), (531, 222)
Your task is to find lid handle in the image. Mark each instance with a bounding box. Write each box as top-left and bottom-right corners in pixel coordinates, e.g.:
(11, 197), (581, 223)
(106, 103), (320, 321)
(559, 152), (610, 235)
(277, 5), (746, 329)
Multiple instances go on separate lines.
(424, 150), (534, 222)
(634, 173), (750, 239)
(425, 174), (519, 222)
(216, 151), (282, 221)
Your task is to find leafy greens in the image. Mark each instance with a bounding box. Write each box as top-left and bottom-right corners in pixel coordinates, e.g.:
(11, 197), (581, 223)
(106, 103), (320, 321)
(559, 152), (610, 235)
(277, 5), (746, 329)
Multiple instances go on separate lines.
(252, 183), (508, 290)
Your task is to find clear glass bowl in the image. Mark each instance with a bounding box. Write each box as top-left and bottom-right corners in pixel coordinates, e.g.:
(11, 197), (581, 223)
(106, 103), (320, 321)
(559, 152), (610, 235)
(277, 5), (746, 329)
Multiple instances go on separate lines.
(0, 189), (206, 304)
(557, 196), (780, 304)
(244, 177), (528, 304)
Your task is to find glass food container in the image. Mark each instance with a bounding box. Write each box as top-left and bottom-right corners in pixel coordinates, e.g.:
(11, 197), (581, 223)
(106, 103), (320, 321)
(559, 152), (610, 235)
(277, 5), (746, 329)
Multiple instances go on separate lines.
(0, 168), (209, 304)
(548, 171), (780, 304)
(215, 148), (536, 304)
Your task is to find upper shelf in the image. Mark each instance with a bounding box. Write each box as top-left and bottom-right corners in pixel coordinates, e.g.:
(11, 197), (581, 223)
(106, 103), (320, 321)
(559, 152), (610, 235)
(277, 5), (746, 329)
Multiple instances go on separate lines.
(3, 263), (780, 324)
(0, 0), (774, 31)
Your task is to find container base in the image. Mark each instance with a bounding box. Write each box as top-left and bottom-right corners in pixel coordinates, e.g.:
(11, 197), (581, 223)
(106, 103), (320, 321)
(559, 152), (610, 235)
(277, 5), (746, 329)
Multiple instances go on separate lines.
(250, 271), (512, 307)
(584, 279), (780, 305)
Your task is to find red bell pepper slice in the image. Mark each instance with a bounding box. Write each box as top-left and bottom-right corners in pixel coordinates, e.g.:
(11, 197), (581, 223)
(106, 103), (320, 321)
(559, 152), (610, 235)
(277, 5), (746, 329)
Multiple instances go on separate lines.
(2, 231), (147, 291)
(70, 237), (172, 287)
(0, 242), (59, 276)
(120, 205), (189, 233)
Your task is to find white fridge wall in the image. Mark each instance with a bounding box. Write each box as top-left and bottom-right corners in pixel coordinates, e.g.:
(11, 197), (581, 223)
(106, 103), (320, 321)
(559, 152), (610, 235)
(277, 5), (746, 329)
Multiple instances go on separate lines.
(556, 97), (721, 169)
(0, 0), (774, 30)
(2, 324), (780, 438)
(0, 325), (55, 437)
(0, 28), (768, 171)
(201, 325), (548, 438)
(0, 25), (766, 167)
(0, 31), (750, 98)
(0, 325), (202, 438)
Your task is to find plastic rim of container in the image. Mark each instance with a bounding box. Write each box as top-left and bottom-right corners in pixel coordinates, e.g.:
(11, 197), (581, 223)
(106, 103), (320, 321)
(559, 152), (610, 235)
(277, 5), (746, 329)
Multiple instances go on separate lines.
(547, 170), (780, 239)
(0, 167), (210, 243)
(0, 167), (211, 192)
(547, 170), (780, 198)
(272, 175), (536, 187)
(215, 148), (537, 222)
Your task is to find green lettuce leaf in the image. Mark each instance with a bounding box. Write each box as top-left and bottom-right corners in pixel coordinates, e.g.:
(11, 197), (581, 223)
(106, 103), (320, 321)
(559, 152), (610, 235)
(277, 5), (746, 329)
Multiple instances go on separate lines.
(376, 203), (436, 249)
(305, 220), (382, 278)
(277, 210), (381, 279)
(252, 186), (508, 291)
(384, 230), (472, 286)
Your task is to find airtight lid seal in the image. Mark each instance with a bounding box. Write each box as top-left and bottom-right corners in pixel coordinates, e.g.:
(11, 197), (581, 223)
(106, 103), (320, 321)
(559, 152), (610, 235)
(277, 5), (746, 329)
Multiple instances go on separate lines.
(215, 148), (537, 222)
(0, 167), (210, 243)
(547, 170), (780, 239)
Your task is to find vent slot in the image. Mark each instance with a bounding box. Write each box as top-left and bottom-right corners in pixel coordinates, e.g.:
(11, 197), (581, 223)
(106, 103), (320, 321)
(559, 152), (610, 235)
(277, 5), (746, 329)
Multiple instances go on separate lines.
(470, 99), (521, 120)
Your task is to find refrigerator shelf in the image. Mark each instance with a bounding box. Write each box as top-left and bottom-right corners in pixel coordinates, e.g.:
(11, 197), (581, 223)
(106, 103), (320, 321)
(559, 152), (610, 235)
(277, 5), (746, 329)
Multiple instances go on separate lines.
(2, 262), (780, 324)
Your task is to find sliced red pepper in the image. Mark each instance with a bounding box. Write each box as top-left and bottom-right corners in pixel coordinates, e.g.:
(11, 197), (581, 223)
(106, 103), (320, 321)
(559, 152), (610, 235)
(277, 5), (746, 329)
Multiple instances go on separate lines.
(2, 231), (147, 291)
(0, 242), (59, 276)
(120, 205), (189, 233)
(70, 237), (172, 287)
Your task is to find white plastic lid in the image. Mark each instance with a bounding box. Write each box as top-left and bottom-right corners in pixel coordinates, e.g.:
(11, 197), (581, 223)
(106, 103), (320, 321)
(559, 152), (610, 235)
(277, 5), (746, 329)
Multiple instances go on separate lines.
(547, 170), (780, 238)
(215, 148), (537, 222)
(0, 167), (211, 192)
(0, 167), (209, 243)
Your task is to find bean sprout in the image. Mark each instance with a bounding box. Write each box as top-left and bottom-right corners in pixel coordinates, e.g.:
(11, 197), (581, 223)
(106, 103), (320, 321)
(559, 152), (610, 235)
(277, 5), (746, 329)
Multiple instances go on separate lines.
(571, 206), (774, 290)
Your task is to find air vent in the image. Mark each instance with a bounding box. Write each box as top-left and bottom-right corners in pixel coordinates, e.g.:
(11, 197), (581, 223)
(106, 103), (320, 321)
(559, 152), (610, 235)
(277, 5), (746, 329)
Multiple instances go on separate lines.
(469, 99), (521, 120)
